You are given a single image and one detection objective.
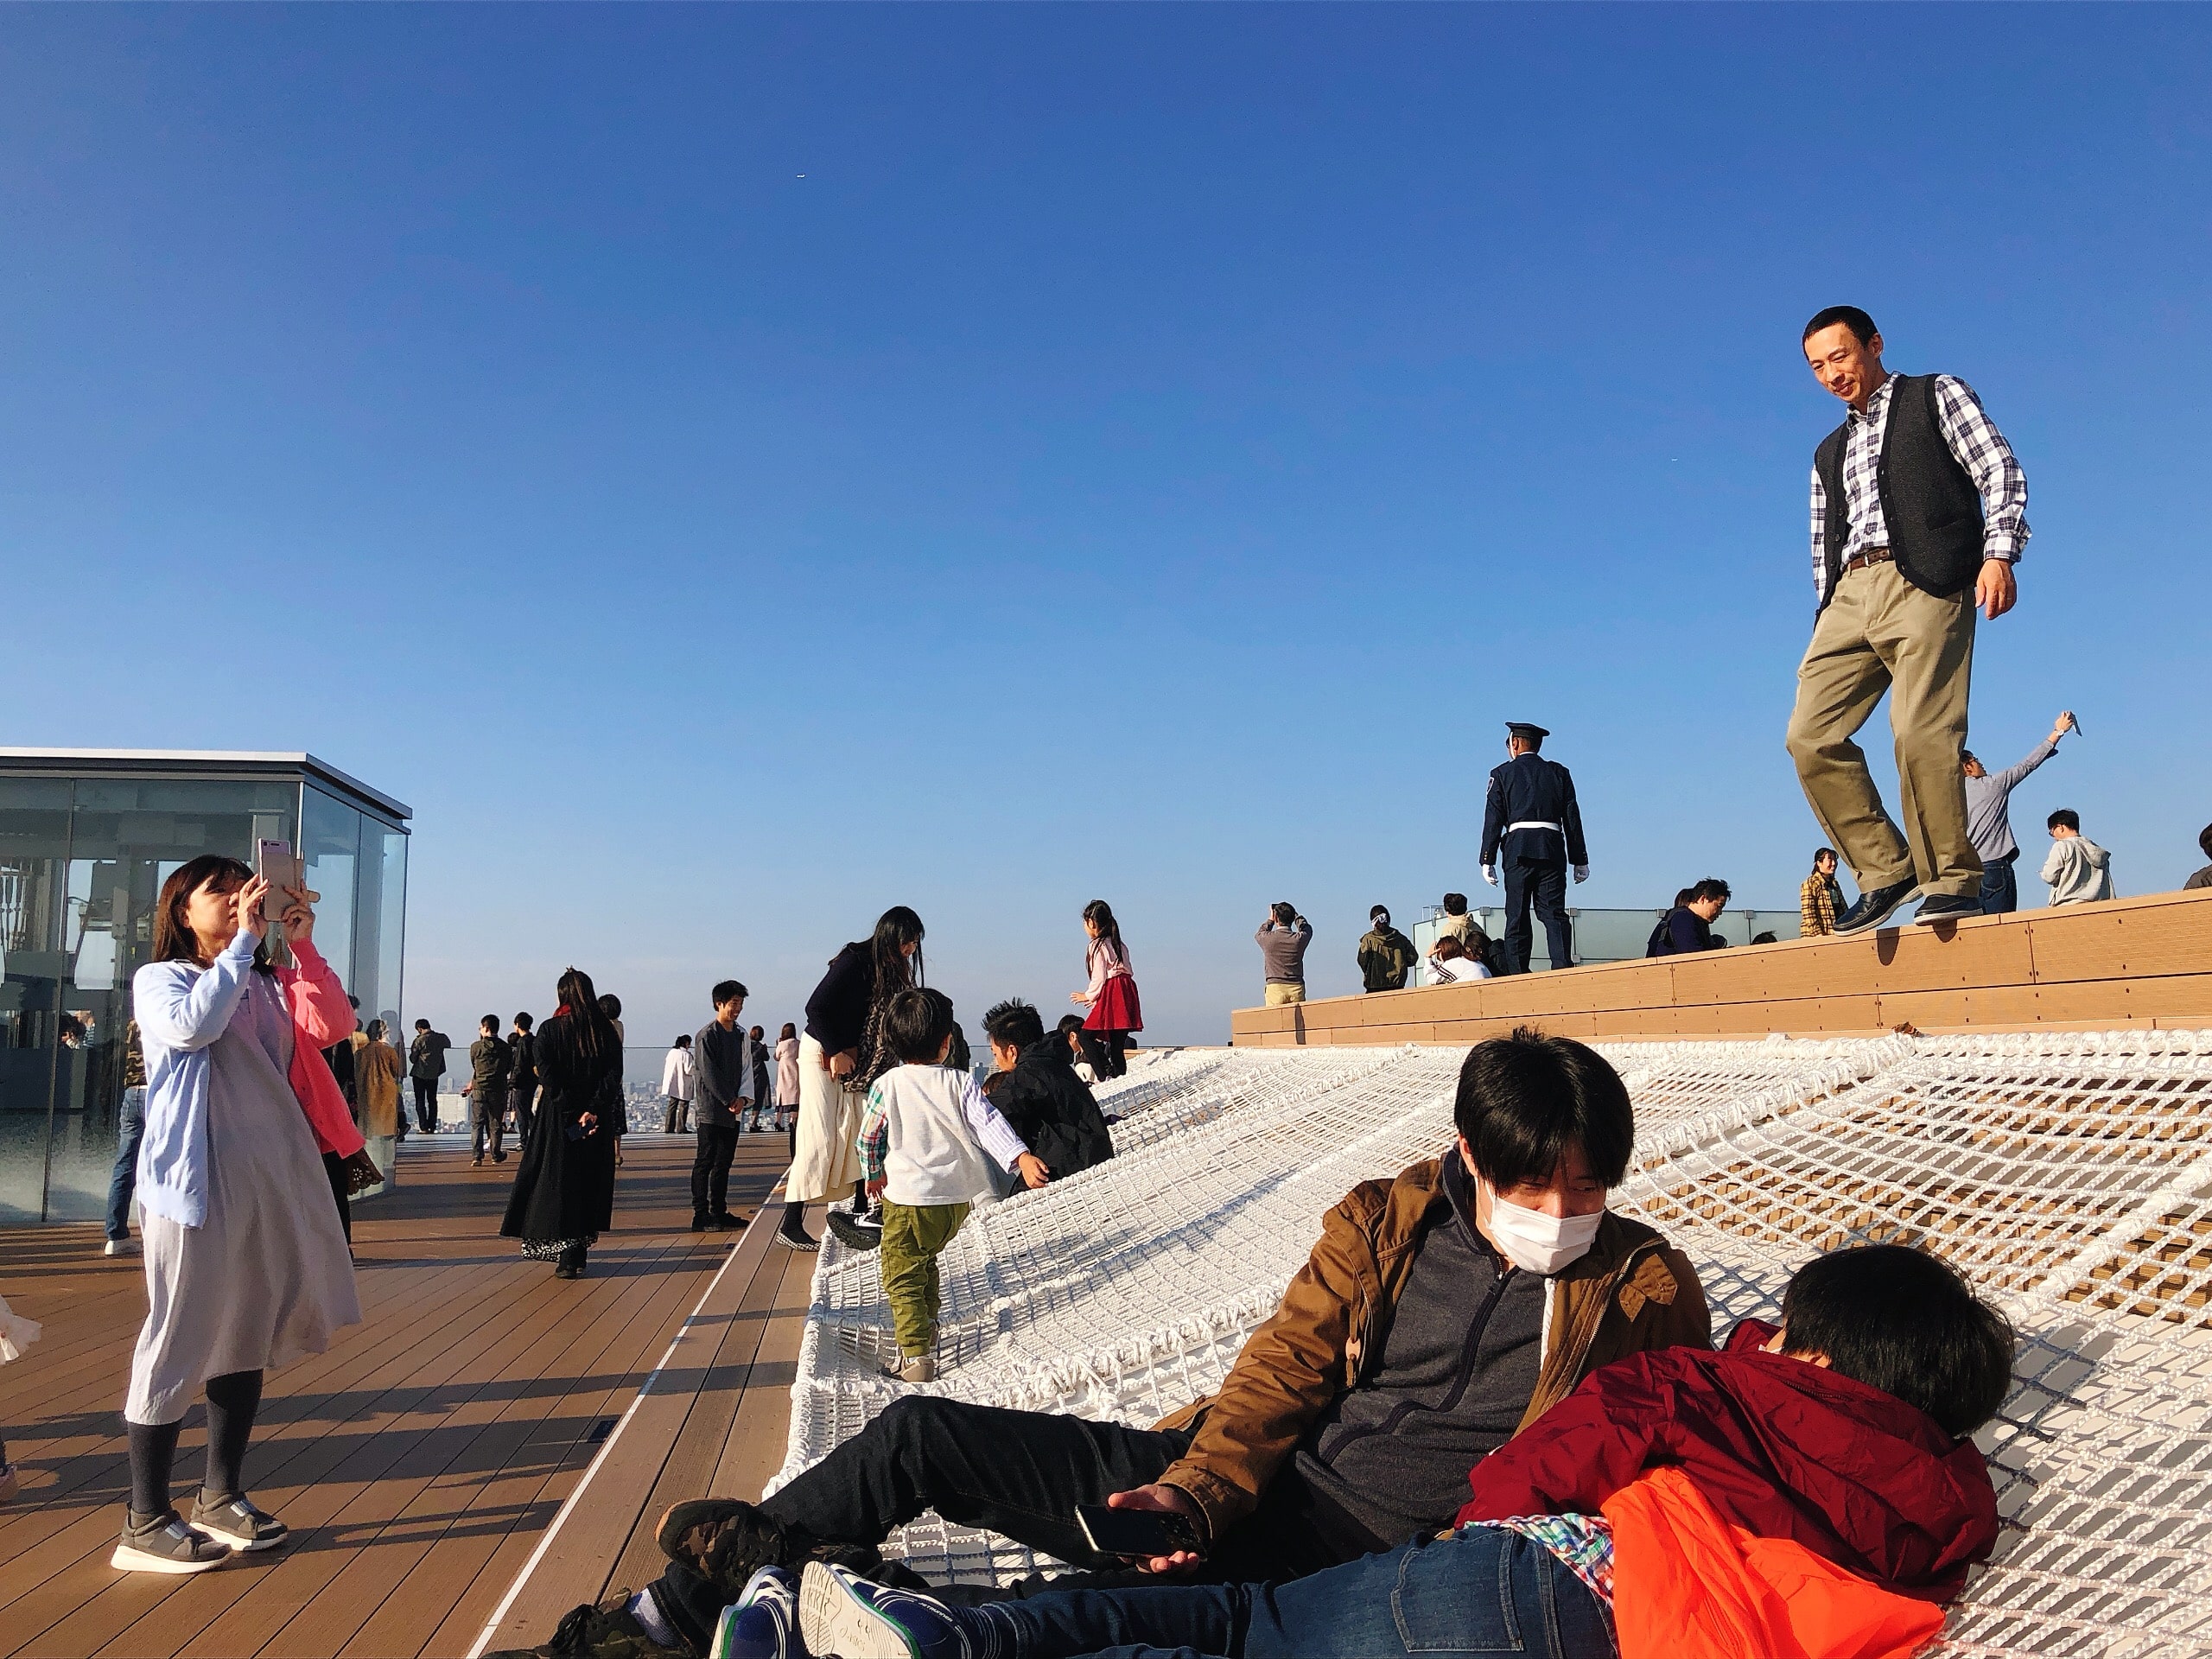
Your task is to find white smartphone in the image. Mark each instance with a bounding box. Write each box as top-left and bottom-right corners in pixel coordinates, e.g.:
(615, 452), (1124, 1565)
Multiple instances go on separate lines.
(255, 839), (302, 925)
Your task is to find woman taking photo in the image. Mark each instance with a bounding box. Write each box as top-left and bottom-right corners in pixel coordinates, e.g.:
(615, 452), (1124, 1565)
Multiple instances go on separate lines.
(1069, 899), (1141, 1081)
(501, 969), (622, 1280)
(118, 855), (372, 1573)
(779, 906), (924, 1251)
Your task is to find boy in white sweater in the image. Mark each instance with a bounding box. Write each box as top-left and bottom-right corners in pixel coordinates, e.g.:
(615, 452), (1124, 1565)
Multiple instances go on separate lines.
(2040, 808), (2115, 906)
(858, 988), (1047, 1382)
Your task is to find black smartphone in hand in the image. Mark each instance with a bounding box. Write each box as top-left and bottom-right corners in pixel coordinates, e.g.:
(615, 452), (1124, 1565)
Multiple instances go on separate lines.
(1075, 1503), (1204, 1560)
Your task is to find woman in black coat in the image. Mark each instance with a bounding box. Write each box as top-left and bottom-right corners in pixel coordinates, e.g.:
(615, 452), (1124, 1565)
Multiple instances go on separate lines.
(500, 968), (623, 1279)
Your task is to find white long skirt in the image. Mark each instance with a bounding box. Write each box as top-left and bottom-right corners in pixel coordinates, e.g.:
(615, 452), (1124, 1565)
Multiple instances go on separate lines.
(125, 980), (362, 1425)
(784, 1033), (863, 1205)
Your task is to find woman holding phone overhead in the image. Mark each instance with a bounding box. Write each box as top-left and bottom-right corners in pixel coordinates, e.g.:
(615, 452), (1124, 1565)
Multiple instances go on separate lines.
(501, 968), (623, 1280)
(117, 855), (372, 1574)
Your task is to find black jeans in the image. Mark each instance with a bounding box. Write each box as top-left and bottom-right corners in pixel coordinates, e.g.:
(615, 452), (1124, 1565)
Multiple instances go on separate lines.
(758, 1396), (1374, 1599)
(321, 1149), (353, 1243)
(1502, 860), (1572, 973)
(691, 1124), (740, 1220)
(512, 1082), (537, 1144)
(412, 1077), (437, 1133)
(1077, 1029), (1130, 1080)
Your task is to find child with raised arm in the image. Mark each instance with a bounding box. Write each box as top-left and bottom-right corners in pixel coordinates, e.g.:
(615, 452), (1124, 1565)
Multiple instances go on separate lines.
(791, 1242), (2012, 1659)
(857, 988), (1046, 1384)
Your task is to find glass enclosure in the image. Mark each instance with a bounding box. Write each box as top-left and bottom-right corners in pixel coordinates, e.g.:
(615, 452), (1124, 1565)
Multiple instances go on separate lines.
(0, 759), (408, 1224)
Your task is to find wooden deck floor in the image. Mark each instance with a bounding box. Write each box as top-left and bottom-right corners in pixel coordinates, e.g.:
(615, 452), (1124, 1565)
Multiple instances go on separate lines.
(0, 1129), (814, 1659)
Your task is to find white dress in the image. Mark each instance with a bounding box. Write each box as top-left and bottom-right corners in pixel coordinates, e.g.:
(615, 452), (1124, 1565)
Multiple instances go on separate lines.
(125, 971), (361, 1425)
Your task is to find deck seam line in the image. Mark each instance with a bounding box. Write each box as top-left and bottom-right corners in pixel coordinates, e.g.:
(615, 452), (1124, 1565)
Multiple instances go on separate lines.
(461, 1184), (784, 1659)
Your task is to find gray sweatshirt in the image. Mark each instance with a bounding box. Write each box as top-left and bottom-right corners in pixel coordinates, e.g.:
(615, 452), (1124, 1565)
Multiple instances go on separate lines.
(2040, 836), (2113, 906)
(1964, 735), (2057, 863)
(1256, 918), (1313, 985)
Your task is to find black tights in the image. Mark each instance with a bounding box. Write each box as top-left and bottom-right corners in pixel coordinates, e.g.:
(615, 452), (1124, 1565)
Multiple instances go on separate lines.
(128, 1369), (264, 1517)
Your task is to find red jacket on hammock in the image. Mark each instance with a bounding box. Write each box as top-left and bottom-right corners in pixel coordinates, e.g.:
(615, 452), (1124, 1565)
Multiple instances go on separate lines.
(1458, 1319), (2001, 1659)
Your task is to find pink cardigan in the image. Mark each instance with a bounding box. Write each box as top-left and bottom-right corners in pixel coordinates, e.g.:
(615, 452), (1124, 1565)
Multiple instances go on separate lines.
(277, 939), (367, 1160)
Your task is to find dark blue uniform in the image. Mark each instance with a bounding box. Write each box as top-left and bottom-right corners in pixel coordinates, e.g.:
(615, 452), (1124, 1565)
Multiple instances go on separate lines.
(1480, 753), (1588, 973)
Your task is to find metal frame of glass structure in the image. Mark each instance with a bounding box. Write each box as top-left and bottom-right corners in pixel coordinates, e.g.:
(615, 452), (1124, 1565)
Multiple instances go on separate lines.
(0, 750), (410, 1225)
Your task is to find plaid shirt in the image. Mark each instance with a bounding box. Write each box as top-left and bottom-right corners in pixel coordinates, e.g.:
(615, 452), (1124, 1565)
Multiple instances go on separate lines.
(1800, 870), (1840, 936)
(1808, 372), (2030, 606)
(1468, 1515), (1616, 1620)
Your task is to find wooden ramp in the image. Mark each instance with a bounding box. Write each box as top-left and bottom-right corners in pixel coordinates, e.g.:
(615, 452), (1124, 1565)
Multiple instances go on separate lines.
(1233, 887), (2212, 1047)
(0, 1130), (799, 1659)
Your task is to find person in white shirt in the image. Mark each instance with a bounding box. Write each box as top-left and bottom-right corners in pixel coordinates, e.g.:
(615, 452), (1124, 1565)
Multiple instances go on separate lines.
(774, 1023), (800, 1134)
(855, 988), (1046, 1382)
(660, 1035), (695, 1135)
(1427, 934), (1493, 983)
(2040, 809), (2114, 906)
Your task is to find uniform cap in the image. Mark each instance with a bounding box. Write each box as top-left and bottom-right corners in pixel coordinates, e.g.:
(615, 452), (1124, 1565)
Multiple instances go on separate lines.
(1505, 721), (1550, 742)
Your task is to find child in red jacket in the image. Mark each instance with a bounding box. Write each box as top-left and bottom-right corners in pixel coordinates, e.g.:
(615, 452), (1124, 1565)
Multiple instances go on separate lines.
(785, 1243), (2014, 1659)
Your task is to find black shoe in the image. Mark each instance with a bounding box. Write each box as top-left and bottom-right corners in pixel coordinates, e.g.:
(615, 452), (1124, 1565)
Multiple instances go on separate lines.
(111, 1508), (232, 1574)
(1833, 878), (1921, 935)
(773, 1209), (819, 1252)
(690, 1215), (710, 1233)
(709, 1211), (743, 1230)
(190, 1491), (289, 1553)
(484, 1586), (689, 1659)
(825, 1211), (883, 1252)
(1914, 893), (1980, 925)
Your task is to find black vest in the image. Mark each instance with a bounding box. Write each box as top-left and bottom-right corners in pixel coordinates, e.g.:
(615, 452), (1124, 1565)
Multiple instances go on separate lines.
(1814, 373), (1985, 612)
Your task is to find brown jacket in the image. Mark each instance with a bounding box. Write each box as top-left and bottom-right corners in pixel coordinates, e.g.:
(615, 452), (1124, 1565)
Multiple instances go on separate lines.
(1151, 1155), (1710, 1540)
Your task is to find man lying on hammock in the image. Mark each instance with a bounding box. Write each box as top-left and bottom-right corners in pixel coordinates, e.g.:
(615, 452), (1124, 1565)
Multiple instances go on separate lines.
(784, 1240), (2011, 1659)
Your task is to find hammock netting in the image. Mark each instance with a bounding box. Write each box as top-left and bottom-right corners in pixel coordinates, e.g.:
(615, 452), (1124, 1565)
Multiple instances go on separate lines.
(768, 1033), (2212, 1656)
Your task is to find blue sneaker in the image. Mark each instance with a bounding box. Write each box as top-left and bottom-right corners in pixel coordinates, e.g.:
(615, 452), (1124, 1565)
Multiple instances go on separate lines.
(711, 1566), (802, 1659)
(798, 1562), (974, 1659)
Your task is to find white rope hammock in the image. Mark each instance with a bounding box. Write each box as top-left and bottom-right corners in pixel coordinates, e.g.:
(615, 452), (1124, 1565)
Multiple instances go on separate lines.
(770, 1033), (2212, 1656)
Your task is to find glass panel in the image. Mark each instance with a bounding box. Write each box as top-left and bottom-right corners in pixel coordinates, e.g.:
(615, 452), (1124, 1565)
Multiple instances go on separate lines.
(300, 788), (361, 1002)
(361, 823), (407, 1040)
(37, 778), (302, 1222)
(0, 779), (73, 1224)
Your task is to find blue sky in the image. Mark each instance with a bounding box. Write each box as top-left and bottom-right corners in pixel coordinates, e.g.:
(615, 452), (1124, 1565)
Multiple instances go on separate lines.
(5, 5), (2208, 1054)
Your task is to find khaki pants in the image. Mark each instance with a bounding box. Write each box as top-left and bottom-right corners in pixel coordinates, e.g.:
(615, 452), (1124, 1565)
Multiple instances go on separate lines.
(880, 1199), (970, 1357)
(1785, 562), (1981, 901)
(1263, 982), (1306, 1007)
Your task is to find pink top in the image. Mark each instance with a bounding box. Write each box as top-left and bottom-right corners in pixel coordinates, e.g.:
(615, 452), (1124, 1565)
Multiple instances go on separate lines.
(277, 939), (368, 1159)
(1080, 937), (1134, 1003)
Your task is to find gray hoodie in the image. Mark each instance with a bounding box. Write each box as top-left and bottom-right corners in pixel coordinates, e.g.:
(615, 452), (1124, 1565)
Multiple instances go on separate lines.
(2040, 836), (2113, 906)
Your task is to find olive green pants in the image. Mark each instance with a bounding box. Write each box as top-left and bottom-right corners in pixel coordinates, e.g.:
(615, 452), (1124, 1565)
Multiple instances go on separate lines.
(1785, 562), (1982, 901)
(880, 1199), (971, 1357)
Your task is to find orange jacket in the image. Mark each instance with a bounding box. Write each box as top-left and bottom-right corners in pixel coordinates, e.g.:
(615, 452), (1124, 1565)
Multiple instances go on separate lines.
(1605, 1467), (1947, 1659)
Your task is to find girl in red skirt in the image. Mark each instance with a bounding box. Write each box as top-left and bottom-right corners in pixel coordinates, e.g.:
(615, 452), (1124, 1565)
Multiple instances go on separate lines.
(1070, 899), (1141, 1080)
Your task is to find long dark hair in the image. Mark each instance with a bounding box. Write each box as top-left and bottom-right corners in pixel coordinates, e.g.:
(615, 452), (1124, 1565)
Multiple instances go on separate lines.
(553, 967), (620, 1072)
(1083, 899), (1126, 967)
(152, 855), (273, 975)
(849, 906), (925, 1092)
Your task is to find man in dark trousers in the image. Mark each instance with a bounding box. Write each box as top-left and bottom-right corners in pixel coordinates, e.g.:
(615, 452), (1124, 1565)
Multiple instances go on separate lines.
(1788, 306), (2032, 932)
(508, 1011), (538, 1144)
(690, 981), (753, 1231)
(465, 1015), (513, 1166)
(1480, 721), (1588, 974)
(409, 1020), (452, 1134)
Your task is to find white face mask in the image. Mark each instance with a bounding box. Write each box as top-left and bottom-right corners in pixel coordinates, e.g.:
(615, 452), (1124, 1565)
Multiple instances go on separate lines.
(1481, 1181), (1604, 1276)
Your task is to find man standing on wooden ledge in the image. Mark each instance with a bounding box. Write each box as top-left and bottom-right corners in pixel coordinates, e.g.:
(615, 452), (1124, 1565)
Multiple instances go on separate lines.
(1787, 306), (2032, 933)
(1481, 721), (1587, 973)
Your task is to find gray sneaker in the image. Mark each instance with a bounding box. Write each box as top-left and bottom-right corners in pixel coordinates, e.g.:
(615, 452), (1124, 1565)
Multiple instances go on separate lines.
(191, 1491), (289, 1553)
(112, 1509), (232, 1574)
(104, 1237), (140, 1257)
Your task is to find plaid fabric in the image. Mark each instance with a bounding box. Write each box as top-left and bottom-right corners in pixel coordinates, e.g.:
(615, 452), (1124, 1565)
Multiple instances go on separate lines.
(1808, 373), (2031, 605)
(1801, 870), (1840, 936)
(857, 1082), (891, 1185)
(1468, 1514), (1616, 1612)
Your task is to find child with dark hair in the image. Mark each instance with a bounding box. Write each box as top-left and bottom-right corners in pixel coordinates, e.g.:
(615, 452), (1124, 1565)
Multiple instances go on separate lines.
(1069, 899), (1142, 1080)
(854, 988), (1047, 1382)
(798, 1243), (2012, 1659)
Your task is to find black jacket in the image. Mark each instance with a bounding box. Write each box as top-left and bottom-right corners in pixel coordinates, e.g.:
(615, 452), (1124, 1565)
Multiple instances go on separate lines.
(991, 1036), (1116, 1179)
(1480, 753), (1589, 869)
(1645, 906), (1723, 957)
(804, 942), (876, 1057)
(510, 1029), (537, 1090)
(469, 1034), (513, 1092)
(409, 1029), (452, 1082)
(501, 1011), (622, 1244)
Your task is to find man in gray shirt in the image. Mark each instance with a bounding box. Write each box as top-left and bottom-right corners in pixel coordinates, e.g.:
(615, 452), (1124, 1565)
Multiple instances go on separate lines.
(1963, 710), (2075, 914)
(1256, 904), (1312, 1005)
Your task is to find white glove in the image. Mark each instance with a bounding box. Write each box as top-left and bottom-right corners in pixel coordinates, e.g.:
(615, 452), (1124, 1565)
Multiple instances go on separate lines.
(1573, 864), (1589, 883)
(1482, 866), (1497, 886)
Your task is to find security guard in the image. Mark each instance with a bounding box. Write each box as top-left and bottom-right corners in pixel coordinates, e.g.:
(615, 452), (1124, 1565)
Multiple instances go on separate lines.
(1480, 721), (1589, 973)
